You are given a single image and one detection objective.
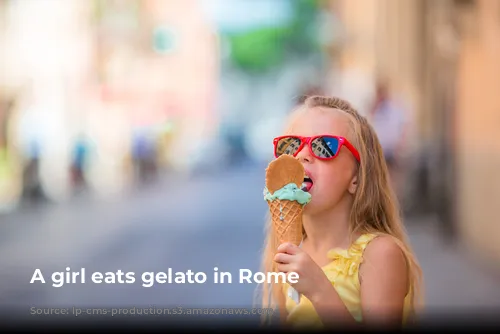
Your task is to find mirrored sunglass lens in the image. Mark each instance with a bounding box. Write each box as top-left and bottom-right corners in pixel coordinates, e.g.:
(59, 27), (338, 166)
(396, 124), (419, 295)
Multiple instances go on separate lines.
(311, 136), (339, 158)
(276, 137), (301, 156)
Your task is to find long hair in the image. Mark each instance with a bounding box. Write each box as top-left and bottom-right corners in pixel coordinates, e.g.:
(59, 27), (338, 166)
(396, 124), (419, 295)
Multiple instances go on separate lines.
(256, 96), (423, 325)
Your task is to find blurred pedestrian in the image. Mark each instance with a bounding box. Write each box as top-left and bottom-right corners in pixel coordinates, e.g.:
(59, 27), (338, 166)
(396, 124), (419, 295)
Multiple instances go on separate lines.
(22, 140), (44, 203)
(70, 134), (89, 193)
(368, 79), (409, 193)
(259, 96), (422, 330)
(131, 130), (158, 184)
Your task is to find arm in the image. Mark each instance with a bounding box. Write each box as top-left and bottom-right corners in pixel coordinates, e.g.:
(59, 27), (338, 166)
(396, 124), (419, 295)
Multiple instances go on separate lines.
(359, 236), (409, 328)
(395, 121), (409, 163)
(394, 102), (411, 161)
(308, 236), (408, 329)
(308, 280), (359, 328)
(274, 240), (408, 329)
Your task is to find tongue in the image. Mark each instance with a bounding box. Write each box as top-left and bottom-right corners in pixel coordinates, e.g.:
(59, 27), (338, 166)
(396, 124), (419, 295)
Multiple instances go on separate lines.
(301, 182), (313, 192)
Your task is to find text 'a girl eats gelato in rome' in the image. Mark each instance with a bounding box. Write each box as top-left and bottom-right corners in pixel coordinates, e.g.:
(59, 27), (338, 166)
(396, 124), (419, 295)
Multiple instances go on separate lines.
(30, 268), (299, 287)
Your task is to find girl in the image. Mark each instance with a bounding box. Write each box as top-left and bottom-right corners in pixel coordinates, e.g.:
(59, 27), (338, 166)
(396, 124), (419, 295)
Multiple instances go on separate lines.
(258, 96), (423, 329)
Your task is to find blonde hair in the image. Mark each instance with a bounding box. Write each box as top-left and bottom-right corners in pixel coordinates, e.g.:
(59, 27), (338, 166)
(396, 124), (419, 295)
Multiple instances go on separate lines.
(255, 95), (423, 325)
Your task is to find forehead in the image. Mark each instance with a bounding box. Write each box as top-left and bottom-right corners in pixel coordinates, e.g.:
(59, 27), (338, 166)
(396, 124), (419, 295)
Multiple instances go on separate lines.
(284, 107), (352, 138)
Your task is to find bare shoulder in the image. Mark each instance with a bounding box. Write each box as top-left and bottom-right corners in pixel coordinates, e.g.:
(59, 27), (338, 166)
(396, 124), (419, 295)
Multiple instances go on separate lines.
(360, 235), (407, 280)
(364, 235), (405, 263)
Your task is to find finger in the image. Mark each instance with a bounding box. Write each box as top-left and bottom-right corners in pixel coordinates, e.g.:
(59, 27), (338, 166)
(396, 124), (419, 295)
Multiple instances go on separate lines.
(274, 253), (294, 264)
(276, 262), (293, 273)
(277, 242), (300, 255)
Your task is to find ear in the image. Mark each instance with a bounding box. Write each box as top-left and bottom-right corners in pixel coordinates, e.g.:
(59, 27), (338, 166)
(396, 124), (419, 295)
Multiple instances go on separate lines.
(348, 175), (358, 195)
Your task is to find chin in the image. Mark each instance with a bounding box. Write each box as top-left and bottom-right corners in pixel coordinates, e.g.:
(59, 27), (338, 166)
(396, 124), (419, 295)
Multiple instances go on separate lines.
(303, 201), (320, 215)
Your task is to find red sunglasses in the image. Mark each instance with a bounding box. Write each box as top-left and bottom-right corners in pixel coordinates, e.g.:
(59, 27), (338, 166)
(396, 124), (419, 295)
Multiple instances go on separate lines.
(273, 135), (361, 162)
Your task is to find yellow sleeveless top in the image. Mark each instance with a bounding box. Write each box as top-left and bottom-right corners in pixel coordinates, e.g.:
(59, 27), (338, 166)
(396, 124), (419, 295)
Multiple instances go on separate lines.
(282, 233), (412, 329)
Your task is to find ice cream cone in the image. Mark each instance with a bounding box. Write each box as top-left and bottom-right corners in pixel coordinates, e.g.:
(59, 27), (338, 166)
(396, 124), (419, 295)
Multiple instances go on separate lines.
(263, 155), (310, 249)
(263, 155), (308, 303)
(269, 200), (303, 246)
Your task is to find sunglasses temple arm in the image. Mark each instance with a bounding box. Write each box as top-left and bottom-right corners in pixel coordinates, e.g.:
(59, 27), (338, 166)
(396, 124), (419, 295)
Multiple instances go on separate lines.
(344, 141), (360, 161)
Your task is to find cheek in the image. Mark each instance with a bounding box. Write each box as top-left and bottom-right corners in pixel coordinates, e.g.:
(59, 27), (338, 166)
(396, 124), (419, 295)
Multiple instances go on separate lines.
(316, 165), (352, 197)
(305, 175), (346, 213)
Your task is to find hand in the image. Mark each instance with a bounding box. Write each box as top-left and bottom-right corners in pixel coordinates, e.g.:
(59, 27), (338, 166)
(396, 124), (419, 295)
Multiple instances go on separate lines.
(274, 242), (332, 301)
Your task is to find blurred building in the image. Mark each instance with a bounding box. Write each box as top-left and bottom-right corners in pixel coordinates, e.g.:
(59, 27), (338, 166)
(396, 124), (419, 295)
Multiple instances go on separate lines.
(0, 1), (20, 211)
(453, 0), (500, 266)
(90, 0), (219, 177)
(330, 0), (500, 265)
(2, 0), (97, 202)
(0, 0), (219, 203)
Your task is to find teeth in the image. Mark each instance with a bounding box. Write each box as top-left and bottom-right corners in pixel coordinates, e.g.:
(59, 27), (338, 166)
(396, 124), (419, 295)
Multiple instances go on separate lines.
(301, 182), (307, 191)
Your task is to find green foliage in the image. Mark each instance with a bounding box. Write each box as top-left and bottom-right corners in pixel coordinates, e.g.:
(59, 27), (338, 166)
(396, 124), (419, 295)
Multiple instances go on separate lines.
(226, 26), (289, 73)
(225, 0), (322, 74)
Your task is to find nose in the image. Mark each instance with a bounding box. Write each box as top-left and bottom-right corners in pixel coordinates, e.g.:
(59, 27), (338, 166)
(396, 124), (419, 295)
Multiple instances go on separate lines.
(295, 142), (313, 163)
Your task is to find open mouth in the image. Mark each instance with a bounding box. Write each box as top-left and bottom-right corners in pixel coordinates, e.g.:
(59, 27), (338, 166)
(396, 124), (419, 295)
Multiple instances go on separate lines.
(301, 176), (313, 192)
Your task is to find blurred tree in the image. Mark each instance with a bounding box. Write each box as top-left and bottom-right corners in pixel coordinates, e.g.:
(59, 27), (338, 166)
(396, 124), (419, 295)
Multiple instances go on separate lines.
(224, 0), (322, 74)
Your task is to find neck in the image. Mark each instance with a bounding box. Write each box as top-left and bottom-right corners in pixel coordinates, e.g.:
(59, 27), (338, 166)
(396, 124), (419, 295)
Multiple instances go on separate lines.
(302, 196), (356, 252)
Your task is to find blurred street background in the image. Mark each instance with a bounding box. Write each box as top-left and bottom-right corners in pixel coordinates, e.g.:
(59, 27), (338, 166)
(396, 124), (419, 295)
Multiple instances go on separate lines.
(1, 0), (500, 324)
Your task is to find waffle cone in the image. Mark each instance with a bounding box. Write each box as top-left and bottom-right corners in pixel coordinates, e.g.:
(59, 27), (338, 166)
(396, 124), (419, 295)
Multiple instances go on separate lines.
(268, 199), (304, 246)
(265, 155), (304, 193)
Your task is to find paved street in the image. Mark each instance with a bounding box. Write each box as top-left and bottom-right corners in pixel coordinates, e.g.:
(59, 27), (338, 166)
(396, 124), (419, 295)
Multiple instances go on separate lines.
(0, 161), (499, 324)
